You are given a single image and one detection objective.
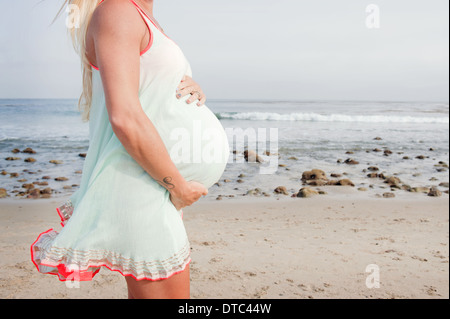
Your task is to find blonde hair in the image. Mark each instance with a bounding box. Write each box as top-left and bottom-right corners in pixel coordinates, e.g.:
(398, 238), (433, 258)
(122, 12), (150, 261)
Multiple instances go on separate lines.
(55, 1), (100, 122)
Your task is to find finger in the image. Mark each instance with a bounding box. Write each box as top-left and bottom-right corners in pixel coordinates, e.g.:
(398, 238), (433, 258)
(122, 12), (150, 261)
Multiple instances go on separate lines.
(177, 79), (192, 91)
(197, 96), (206, 107)
(177, 86), (196, 99)
(186, 91), (202, 104)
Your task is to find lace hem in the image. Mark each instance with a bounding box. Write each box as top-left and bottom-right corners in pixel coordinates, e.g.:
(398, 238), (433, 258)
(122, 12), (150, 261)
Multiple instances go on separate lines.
(30, 200), (191, 282)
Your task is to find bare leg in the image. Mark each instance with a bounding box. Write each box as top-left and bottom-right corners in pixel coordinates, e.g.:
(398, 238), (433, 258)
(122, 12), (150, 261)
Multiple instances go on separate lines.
(125, 264), (190, 299)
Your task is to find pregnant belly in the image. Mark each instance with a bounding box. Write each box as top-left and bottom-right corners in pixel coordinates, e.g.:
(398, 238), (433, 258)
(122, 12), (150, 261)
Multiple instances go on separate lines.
(154, 100), (230, 189)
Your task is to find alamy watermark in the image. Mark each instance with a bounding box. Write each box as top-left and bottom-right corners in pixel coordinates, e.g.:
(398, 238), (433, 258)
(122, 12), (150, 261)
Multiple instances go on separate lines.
(366, 4), (381, 29)
(365, 264), (381, 289)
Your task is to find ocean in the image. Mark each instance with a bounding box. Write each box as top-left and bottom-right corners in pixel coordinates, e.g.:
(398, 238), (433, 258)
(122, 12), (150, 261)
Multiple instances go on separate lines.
(0, 99), (448, 200)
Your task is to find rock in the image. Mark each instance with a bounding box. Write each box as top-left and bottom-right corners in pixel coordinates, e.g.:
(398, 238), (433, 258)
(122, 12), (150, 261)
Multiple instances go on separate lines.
(24, 157), (36, 163)
(373, 148), (382, 152)
(288, 156), (298, 160)
(63, 185), (73, 189)
(79, 153), (87, 158)
(274, 186), (289, 195)
(40, 187), (52, 195)
(36, 181), (48, 186)
(429, 177), (439, 181)
(345, 151), (354, 154)
(0, 188), (7, 198)
(42, 176), (51, 180)
(344, 158), (359, 165)
(415, 155), (426, 160)
(247, 188), (262, 196)
(410, 187), (430, 193)
(55, 177), (69, 182)
(337, 159), (343, 163)
(216, 196), (223, 200)
(385, 176), (402, 188)
(439, 182), (449, 188)
(403, 156), (410, 160)
(5, 157), (21, 161)
(22, 183), (35, 190)
(278, 164), (287, 167)
(358, 187), (368, 192)
(75, 170), (83, 174)
(11, 148), (20, 153)
(428, 187), (442, 197)
(368, 166), (379, 171)
(9, 173), (19, 178)
(243, 150), (264, 163)
(264, 151), (271, 156)
(27, 188), (41, 199)
(435, 162), (449, 168)
(41, 193), (52, 199)
(22, 147), (36, 154)
(383, 192), (395, 198)
(302, 169), (327, 181)
(444, 190), (449, 195)
(330, 173), (342, 178)
(223, 179), (231, 183)
(18, 179), (27, 182)
(296, 187), (319, 198)
(429, 148), (435, 151)
(237, 179), (244, 183)
(238, 174), (246, 178)
(436, 168), (447, 172)
(383, 150), (393, 156)
(326, 180), (339, 186)
(307, 179), (328, 186)
(338, 179), (355, 187)
(318, 190), (327, 195)
(1, 170), (7, 175)
(401, 185), (412, 191)
(49, 160), (63, 165)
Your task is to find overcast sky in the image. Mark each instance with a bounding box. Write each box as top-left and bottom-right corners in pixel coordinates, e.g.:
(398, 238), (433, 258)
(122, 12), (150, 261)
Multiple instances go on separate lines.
(0, 0), (448, 101)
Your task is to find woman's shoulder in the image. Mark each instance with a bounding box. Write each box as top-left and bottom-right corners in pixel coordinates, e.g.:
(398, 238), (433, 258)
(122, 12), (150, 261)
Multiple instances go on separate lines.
(91, 0), (145, 37)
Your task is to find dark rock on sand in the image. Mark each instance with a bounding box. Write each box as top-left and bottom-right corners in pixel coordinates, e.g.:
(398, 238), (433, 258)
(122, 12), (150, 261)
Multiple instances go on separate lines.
(383, 150), (393, 156)
(9, 173), (19, 178)
(55, 177), (69, 182)
(24, 157), (36, 163)
(243, 150), (264, 163)
(344, 158), (359, 165)
(410, 187), (430, 193)
(428, 187), (442, 197)
(237, 179), (244, 183)
(27, 189), (41, 199)
(296, 187), (319, 198)
(11, 148), (20, 153)
(373, 148), (382, 152)
(368, 166), (379, 171)
(75, 170), (83, 174)
(385, 176), (402, 189)
(5, 157), (21, 161)
(274, 186), (289, 195)
(301, 169), (327, 181)
(337, 179), (355, 187)
(22, 148), (36, 154)
(358, 187), (368, 192)
(307, 180), (328, 186)
(439, 182), (449, 188)
(49, 160), (63, 164)
(383, 192), (395, 198)
(42, 176), (51, 180)
(79, 153), (87, 158)
(40, 187), (52, 195)
(330, 173), (342, 178)
(22, 183), (35, 190)
(0, 188), (7, 198)
(1, 170), (7, 175)
(416, 155), (426, 160)
(374, 137), (383, 140)
(403, 156), (410, 160)
(345, 151), (354, 154)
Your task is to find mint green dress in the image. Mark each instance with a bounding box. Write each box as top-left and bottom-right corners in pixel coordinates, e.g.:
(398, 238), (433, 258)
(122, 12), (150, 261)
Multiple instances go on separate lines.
(31, 0), (229, 282)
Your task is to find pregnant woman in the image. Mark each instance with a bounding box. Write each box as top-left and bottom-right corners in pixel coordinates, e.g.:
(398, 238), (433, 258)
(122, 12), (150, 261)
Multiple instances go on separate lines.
(31, 0), (229, 299)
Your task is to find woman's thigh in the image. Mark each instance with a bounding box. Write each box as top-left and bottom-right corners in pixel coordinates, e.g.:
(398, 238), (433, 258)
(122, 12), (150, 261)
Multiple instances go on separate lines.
(125, 264), (190, 299)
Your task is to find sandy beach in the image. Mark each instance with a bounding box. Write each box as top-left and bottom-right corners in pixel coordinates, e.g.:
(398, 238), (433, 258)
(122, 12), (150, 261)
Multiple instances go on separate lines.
(0, 192), (448, 299)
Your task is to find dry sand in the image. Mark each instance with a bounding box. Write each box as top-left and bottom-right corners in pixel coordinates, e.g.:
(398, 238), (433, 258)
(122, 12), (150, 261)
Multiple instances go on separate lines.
(0, 193), (448, 299)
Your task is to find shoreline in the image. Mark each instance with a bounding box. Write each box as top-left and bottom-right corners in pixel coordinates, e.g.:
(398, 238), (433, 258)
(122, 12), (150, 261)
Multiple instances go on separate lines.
(0, 195), (448, 299)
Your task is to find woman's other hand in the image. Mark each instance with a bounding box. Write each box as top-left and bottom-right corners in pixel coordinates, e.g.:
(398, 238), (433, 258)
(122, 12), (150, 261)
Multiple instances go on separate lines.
(176, 75), (206, 107)
(169, 180), (208, 211)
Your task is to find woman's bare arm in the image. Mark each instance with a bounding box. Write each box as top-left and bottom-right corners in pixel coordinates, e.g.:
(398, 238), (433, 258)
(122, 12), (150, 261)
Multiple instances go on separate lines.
(91, 0), (207, 208)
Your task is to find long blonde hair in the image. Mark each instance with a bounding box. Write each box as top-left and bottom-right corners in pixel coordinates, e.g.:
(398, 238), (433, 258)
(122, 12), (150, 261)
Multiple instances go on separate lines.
(55, 1), (100, 122)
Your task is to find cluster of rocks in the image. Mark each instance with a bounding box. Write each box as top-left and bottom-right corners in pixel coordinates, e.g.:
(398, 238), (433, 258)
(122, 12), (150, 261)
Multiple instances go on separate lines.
(1, 147), (86, 199)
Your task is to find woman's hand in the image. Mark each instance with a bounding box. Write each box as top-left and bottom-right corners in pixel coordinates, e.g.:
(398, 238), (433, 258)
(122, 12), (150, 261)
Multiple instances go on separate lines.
(176, 75), (206, 106)
(169, 180), (208, 211)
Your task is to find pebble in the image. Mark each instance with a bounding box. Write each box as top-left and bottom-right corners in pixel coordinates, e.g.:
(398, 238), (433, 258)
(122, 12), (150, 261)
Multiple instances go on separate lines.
(0, 188), (7, 198)
(55, 177), (69, 181)
(24, 157), (36, 163)
(296, 187), (319, 198)
(5, 157), (21, 161)
(344, 158), (359, 165)
(383, 192), (395, 198)
(274, 186), (289, 195)
(49, 160), (63, 165)
(428, 187), (442, 197)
